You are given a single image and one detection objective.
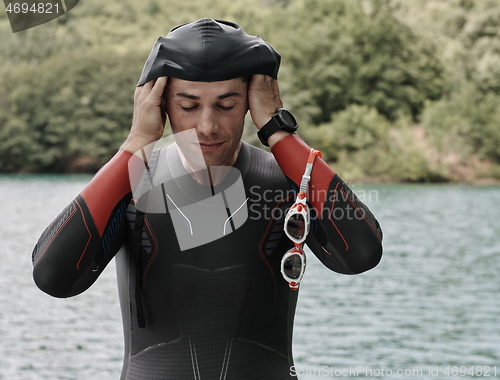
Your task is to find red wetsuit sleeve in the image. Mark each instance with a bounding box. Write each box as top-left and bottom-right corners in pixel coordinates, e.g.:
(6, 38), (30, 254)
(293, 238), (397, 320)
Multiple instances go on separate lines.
(271, 134), (335, 212)
(272, 134), (383, 274)
(80, 149), (133, 236)
(32, 150), (137, 298)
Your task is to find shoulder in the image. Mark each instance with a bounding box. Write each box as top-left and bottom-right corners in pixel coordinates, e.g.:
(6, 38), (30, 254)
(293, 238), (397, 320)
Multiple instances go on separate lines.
(239, 141), (288, 189)
(246, 141), (276, 162)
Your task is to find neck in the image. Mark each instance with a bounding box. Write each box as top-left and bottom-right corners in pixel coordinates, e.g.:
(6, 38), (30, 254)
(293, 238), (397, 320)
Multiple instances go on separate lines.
(176, 141), (242, 186)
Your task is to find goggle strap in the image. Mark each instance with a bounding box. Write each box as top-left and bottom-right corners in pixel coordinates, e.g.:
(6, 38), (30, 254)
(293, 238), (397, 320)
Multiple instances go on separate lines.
(299, 173), (311, 194)
(307, 149), (322, 164)
(298, 149), (322, 195)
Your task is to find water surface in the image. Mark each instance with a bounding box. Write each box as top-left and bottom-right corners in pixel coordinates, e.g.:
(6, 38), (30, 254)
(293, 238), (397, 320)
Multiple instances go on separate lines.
(1, 177), (498, 379)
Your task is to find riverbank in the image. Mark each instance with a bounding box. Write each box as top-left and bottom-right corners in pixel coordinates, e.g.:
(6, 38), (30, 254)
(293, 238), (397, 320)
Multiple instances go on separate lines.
(306, 123), (500, 186)
(334, 153), (500, 186)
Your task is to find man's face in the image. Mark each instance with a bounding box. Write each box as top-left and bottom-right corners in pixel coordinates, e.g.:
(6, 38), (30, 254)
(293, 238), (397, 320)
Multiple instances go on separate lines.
(164, 77), (248, 168)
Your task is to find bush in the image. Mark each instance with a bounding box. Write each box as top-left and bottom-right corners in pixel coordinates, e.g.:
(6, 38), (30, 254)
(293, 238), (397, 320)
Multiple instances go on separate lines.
(278, 0), (444, 125)
(379, 125), (448, 182)
(422, 83), (500, 163)
(302, 106), (447, 182)
(0, 47), (147, 172)
(302, 104), (390, 162)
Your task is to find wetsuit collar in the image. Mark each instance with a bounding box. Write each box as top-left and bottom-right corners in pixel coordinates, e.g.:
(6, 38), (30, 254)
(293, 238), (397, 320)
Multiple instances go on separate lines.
(166, 140), (251, 181)
(164, 140), (251, 202)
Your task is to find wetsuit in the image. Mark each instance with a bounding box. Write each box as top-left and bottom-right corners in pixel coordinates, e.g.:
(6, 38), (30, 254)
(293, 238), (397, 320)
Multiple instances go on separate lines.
(32, 135), (383, 380)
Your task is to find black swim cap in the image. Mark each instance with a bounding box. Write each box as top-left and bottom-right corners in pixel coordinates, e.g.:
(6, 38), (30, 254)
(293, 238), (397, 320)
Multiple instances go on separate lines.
(137, 18), (281, 86)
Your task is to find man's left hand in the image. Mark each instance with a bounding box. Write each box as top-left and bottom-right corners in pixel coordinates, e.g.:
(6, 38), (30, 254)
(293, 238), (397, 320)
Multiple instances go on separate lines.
(248, 74), (283, 130)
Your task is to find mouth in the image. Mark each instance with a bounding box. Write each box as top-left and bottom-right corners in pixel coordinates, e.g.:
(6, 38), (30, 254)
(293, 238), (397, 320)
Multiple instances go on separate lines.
(196, 141), (225, 152)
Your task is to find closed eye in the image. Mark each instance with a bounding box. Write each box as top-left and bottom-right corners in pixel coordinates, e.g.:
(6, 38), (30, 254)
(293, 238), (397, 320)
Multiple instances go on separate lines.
(181, 105), (198, 111)
(218, 105), (234, 111)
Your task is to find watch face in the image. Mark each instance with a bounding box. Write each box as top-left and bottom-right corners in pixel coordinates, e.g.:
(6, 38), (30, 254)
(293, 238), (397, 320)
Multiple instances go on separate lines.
(278, 109), (297, 128)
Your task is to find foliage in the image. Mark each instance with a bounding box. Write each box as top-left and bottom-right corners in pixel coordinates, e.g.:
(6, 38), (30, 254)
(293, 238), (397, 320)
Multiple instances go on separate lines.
(277, 0), (444, 125)
(0, 47), (145, 172)
(302, 106), (446, 182)
(460, 6), (500, 94)
(422, 84), (500, 162)
(419, 3), (500, 165)
(1, 0), (499, 181)
(302, 104), (390, 162)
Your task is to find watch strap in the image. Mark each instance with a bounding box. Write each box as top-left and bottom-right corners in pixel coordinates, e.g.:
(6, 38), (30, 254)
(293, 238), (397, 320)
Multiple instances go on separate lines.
(257, 109), (298, 147)
(257, 116), (282, 147)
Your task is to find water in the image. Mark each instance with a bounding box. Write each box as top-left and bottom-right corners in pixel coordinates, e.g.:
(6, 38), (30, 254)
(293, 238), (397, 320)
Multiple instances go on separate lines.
(0, 175), (122, 380)
(294, 184), (500, 379)
(0, 176), (499, 379)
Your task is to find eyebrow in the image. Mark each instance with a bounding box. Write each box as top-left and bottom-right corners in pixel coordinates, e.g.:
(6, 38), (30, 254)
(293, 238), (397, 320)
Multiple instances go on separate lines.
(175, 92), (200, 100)
(217, 92), (242, 100)
(174, 91), (242, 100)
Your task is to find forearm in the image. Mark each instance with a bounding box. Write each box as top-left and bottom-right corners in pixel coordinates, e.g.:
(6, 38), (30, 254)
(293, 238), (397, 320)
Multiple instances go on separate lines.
(307, 175), (383, 274)
(33, 73), (167, 297)
(271, 134), (383, 274)
(32, 150), (133, 297)
(267, 130), (292, 150)
(271, 134), (335, 212)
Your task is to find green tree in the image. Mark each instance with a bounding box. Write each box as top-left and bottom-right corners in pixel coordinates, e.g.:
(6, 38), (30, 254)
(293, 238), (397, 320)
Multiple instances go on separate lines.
(277, 0), (444, 124)
(0, 47), (146, 172)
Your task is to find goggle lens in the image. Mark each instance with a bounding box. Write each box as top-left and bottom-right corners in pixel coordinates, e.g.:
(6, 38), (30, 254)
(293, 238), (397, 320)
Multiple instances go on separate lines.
(283, 253), (303, 280)
(286, 213), (306, 241)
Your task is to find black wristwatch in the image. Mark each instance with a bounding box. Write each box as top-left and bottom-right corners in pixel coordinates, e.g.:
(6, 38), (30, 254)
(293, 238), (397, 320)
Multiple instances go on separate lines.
(257, 108), (298, 147)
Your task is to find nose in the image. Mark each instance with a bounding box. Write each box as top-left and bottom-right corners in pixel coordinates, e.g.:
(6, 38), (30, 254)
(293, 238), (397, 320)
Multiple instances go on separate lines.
(197, 108), (219, 137)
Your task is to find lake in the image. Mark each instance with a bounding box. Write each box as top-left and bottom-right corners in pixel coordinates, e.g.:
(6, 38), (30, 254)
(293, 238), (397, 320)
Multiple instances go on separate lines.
(0, 176), (498, 379)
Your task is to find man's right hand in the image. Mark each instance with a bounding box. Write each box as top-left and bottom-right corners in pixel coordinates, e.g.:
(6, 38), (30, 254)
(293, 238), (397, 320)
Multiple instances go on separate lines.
(121, 76), (168, 154)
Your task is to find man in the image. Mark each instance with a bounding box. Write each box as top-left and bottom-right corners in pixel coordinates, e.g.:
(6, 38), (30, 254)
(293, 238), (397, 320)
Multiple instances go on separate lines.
(32, 19), (383, 379)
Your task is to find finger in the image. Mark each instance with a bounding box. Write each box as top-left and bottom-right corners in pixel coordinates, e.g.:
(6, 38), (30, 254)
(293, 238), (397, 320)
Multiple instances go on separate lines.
(250, 74), (277, 93)
(249, 74), (265, 88)
(151, 76), (168, 97)
(252, 74), (265, 81)
(134, 80), (152, 101)
(134, 86), (141, 101)
(144, 78), (155, 90)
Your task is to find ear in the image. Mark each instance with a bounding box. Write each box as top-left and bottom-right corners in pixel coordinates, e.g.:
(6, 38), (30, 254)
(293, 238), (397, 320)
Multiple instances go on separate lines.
(160, 98), (168, 115)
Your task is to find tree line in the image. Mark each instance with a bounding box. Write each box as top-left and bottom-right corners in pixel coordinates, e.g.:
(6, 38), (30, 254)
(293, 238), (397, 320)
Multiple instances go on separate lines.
(1, 0), (499, 182)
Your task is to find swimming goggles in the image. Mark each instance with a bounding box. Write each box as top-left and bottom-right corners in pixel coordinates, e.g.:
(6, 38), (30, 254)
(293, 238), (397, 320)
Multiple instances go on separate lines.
(281, 148), (322, 290)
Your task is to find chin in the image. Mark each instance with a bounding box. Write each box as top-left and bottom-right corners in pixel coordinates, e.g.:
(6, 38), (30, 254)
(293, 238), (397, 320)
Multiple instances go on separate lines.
(203, 155), (227, 168)
(203, 147), (236, 167)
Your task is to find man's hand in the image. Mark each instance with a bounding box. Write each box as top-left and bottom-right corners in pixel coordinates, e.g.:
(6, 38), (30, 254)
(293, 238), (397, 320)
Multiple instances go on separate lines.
(121, 76), (168, 154)
(248, 74), (283, 130)
(248, 74), (292, 148)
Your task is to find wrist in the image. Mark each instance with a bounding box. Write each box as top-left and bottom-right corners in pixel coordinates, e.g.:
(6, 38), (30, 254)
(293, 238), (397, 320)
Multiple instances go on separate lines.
(120, 133), (159, 154)
(268, 130), (294, 149)
(257, 108), (298, 147)
(254, 111), (277, 131)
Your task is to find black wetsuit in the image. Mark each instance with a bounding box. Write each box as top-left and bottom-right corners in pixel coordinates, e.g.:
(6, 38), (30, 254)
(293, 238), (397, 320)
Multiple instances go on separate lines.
(32, 136), (383, 380)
